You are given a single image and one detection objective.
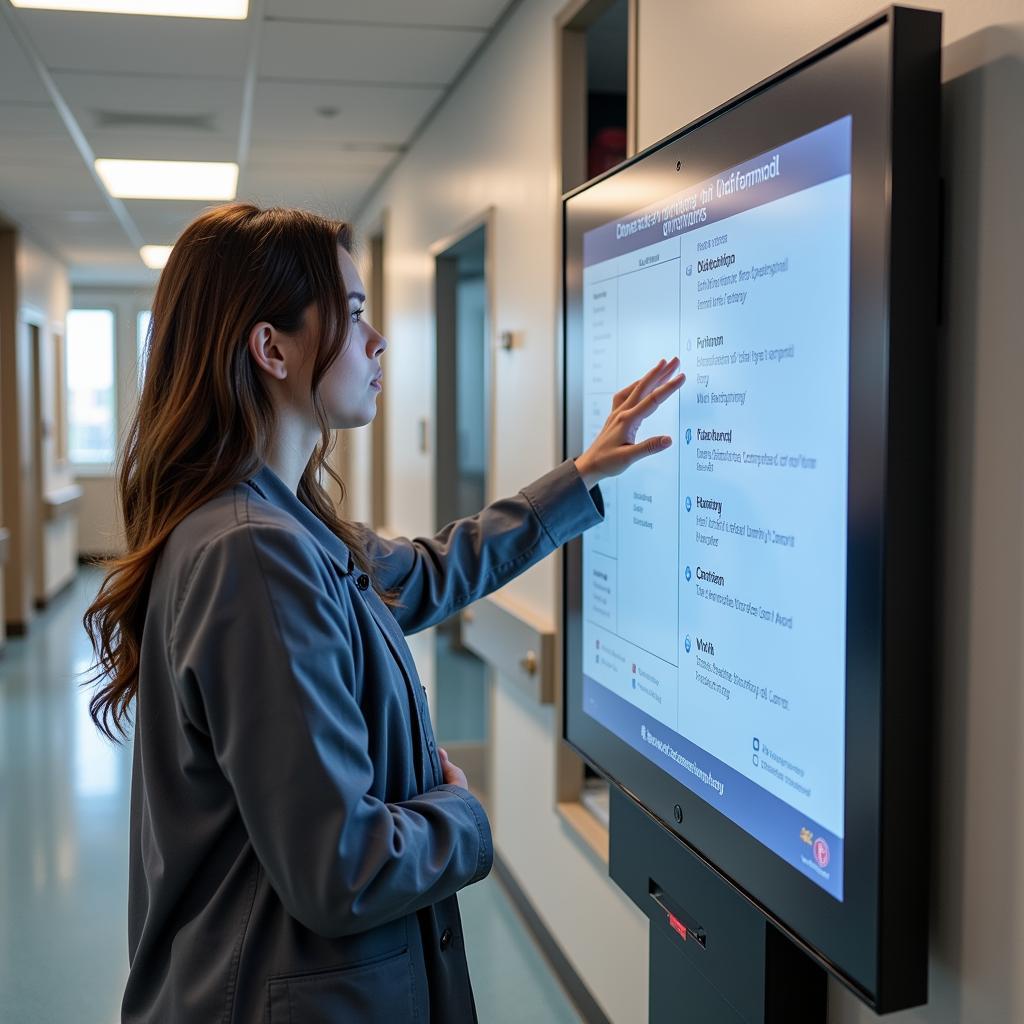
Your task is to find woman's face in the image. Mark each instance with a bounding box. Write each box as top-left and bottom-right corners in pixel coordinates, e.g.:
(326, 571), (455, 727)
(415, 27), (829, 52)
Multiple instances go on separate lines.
(318, 245), (387, 429)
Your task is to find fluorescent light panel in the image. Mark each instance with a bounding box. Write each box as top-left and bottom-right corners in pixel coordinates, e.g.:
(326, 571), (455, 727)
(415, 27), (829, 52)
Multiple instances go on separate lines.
(11, 0), (248, 18)
(95, 159), (238, 200)
(140, 245), (172, 269)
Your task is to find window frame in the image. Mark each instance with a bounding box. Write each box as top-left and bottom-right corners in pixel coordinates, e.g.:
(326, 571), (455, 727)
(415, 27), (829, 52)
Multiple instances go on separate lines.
(67, 287), (155, 479)
(65, 305), (119, 474)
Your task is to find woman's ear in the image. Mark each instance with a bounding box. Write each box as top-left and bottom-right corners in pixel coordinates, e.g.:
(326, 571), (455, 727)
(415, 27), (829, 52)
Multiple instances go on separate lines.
(248, 321), (288, 380)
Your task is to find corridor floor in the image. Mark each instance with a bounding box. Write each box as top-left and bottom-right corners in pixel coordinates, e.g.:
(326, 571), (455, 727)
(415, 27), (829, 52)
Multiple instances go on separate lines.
(0, 568), (582, 1023)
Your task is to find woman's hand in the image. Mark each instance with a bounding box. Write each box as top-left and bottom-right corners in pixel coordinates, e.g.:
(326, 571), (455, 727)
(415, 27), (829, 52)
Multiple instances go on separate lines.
(439, 747), (469, 790)
(574, 357), (685, 489)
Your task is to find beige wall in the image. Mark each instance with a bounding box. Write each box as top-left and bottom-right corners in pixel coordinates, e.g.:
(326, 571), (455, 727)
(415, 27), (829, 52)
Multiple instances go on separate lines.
(357, 0), (1024, 1021)
(0, 228), (74, 630)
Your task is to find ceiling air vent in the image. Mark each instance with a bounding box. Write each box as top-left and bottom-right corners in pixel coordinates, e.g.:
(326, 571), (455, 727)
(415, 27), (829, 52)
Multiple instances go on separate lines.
(94, 111), (215, 131)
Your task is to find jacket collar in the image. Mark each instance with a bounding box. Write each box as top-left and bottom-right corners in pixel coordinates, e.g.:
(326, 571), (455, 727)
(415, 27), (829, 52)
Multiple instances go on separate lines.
(245, 463), (354, 577)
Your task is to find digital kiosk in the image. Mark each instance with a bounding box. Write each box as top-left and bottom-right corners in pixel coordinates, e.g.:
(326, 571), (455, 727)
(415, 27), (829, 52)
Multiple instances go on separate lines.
(562, 8), (941, 1019)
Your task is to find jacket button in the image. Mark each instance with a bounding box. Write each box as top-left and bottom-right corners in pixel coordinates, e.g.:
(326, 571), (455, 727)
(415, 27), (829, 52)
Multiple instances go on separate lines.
(440, 927), (453, 952)
(356, 573), (370, 591)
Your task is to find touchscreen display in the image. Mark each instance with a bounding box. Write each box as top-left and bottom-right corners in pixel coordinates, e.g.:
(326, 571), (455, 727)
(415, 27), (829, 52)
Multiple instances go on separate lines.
(579, 116), (852, 899)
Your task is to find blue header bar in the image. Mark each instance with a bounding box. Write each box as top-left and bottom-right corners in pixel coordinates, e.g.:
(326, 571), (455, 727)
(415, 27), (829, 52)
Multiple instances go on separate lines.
(583, 115), (852, 267)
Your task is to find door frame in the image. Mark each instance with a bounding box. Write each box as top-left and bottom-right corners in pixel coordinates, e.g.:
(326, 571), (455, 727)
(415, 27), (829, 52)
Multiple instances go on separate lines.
(26, 315), (45, 605)
(429, 207), (498, 808)
(429, 206), (497, 520)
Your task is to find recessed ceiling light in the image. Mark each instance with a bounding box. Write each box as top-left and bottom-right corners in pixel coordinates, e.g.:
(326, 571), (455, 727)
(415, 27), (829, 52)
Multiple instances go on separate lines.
(95, 159), (238, 200)
(140, 245), (173, 269)
(11, 0), (248, 18)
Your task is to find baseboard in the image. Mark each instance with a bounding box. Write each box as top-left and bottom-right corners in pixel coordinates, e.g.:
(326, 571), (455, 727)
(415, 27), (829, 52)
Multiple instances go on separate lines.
(492, 850), (612, 1024)
(34, 575), (75, 611)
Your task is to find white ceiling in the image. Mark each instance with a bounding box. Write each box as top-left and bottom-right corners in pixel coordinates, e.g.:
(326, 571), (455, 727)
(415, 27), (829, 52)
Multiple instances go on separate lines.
(0, 0), (512, 285)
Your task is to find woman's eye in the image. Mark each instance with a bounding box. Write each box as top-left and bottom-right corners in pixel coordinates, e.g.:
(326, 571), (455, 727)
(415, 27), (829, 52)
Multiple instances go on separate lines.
(351, 307), (365, 323)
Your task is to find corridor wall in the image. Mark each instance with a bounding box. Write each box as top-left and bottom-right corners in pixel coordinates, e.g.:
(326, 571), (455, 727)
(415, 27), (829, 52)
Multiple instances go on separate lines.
(355, 0), (1024, 1021)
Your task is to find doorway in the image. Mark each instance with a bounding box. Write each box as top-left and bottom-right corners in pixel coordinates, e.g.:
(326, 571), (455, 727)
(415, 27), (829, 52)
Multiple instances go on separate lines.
(433, 218), (492, 808)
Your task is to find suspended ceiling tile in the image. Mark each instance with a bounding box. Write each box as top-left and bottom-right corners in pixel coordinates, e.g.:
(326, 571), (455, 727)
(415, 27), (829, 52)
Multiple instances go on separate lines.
(0, 158), (102, 204)
(86, 129), (238, 163)
(0, 131), (85, 167)
(64, 244), (157, 282)
(240, 163), (381, 214)
(263, 0), (509, 30)
(241, 162), (383, 190)
(249, 79), (441, 146)
(0, 101), (67, 136)
(241, 146), (396, 176)
(125, 199), (230, 241)
(0, 22), (51, 103)
(17, 8), (250, 78)
(24, 216), (128, 249)
(259, 20), (484, 86)
(53, 70), (243, 136)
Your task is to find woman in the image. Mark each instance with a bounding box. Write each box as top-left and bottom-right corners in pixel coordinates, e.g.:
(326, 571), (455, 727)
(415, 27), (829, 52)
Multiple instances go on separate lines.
(85, 203), (683, 1023)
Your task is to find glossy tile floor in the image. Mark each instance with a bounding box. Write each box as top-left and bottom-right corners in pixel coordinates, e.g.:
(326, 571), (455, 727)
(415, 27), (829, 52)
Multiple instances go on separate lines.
(0, 568), (582, 1023)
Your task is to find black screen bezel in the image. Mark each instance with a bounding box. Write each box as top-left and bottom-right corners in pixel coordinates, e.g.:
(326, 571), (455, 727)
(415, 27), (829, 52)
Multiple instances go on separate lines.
(562, 9), (937, 1009)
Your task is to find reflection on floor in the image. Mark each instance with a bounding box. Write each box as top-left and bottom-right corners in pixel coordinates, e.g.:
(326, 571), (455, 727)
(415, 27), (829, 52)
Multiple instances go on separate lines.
(0, 568), (581, 1024)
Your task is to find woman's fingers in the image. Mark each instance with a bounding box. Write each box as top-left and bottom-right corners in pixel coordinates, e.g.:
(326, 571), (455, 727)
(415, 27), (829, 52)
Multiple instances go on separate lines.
(627, 371), (686, 421)
(625, 356), (678, 407)
(612, 357), (681, 411)
(612, 360), (662, 409)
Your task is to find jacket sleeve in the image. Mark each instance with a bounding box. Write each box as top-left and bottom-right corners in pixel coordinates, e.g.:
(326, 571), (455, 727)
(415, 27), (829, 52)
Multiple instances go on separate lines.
(169, 520), (493, 939)
(361, 457), (604, 635)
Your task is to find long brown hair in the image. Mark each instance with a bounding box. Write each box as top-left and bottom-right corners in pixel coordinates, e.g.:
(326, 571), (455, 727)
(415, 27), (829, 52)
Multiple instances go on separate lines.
(84, 203), (396, 741)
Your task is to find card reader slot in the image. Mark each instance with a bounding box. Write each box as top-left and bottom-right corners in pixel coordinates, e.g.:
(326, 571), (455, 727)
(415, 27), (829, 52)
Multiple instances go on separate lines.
(649, 880), (707, 949)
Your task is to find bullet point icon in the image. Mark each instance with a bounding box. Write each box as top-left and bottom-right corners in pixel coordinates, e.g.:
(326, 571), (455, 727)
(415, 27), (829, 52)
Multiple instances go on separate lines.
(685, 427), (692, 445)
(752, 754), (759, 767)
(632, 678), (637, 689)
(685, 496), (692, 512)
(753, 737), (760, 751)
(684, 635), (691, 653)
(685, 566), (692, 582)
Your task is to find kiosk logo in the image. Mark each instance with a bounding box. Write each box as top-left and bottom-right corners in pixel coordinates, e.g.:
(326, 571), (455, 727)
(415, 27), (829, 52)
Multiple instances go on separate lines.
(813, 837), (831, 869)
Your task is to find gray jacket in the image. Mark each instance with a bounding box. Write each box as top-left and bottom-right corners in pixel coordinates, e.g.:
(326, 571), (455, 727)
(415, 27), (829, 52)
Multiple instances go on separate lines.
(122, 458), (604, 1023)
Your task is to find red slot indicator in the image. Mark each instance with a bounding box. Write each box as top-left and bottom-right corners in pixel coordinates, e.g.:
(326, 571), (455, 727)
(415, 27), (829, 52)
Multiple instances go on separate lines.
(667, 912), (687, 941)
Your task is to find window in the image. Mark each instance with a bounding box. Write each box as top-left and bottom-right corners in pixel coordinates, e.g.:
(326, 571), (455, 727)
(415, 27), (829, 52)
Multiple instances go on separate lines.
(137, 309), (152, 384)
(66, 308), (116, 465)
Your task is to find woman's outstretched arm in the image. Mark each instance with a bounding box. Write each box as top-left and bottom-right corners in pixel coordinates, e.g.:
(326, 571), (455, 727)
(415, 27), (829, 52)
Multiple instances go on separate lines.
(359, 457), (605, 635)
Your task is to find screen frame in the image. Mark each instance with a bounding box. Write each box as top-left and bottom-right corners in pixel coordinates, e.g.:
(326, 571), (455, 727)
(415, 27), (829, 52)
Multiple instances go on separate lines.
(560, 6), (939, 1012)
